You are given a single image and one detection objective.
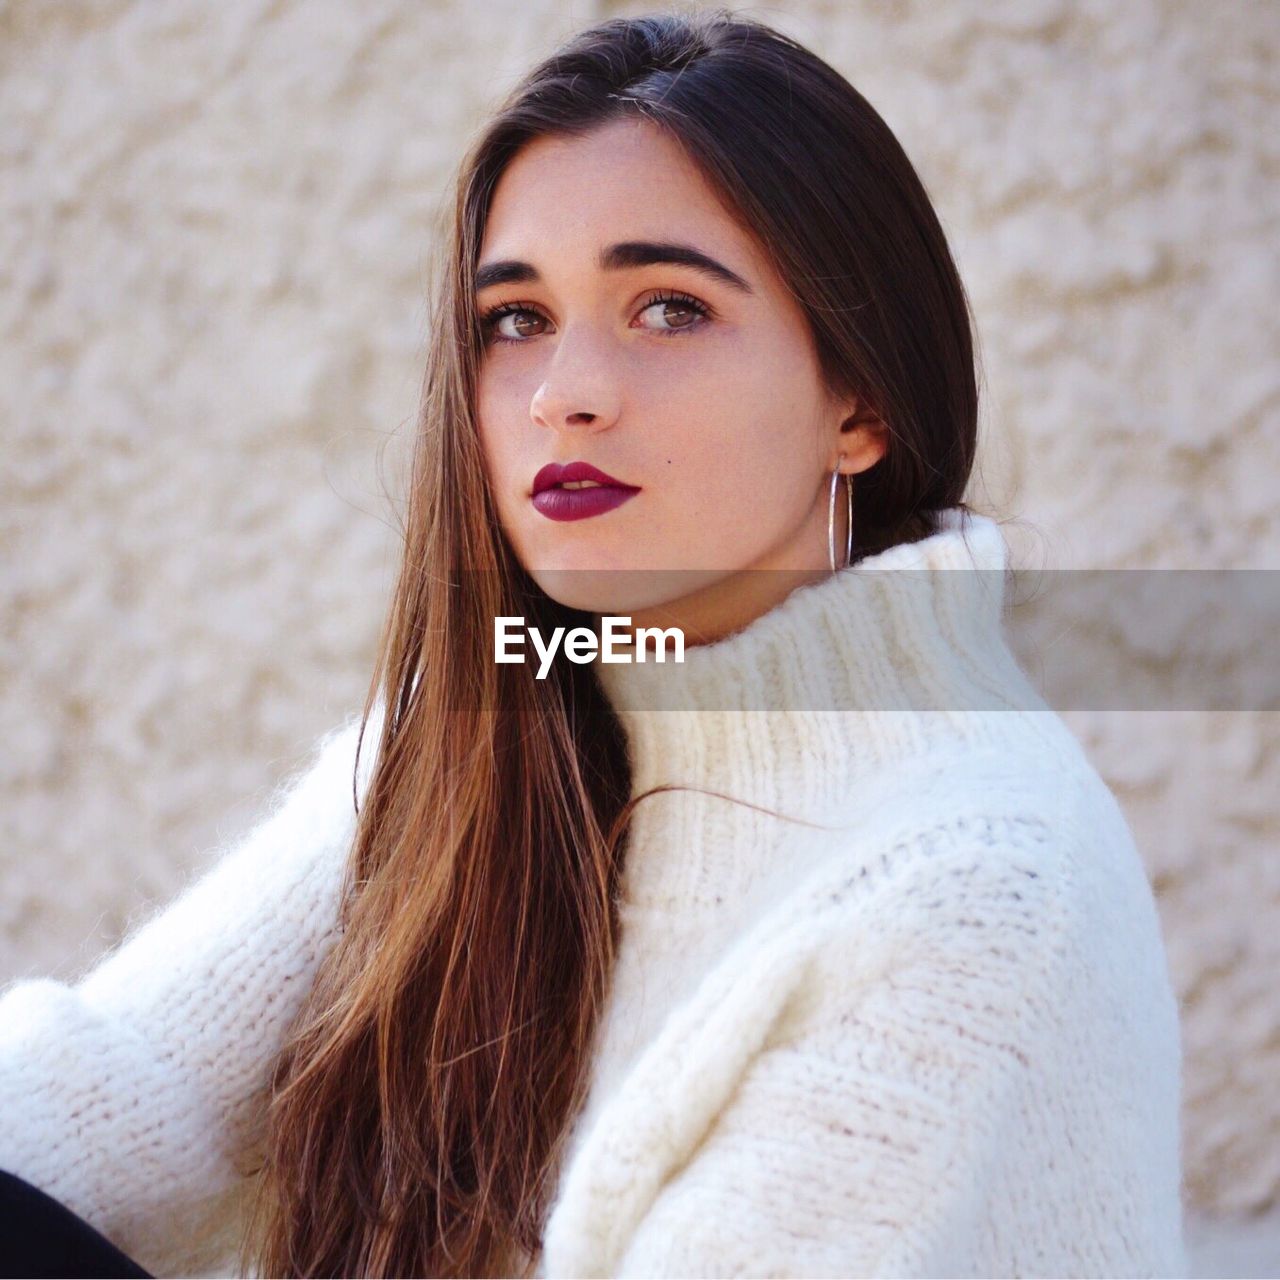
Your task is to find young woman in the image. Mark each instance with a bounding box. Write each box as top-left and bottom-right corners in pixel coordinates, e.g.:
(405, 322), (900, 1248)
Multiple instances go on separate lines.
(0, 10), (1188, 1279)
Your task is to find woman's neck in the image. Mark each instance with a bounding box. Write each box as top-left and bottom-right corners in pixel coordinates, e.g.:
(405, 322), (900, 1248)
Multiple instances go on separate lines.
(594, 491), (852, 647)
(594, 565), (827, 653)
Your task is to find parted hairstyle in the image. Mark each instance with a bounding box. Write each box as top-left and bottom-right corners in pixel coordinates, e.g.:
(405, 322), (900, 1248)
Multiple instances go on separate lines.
(239, 8), (980, 1276)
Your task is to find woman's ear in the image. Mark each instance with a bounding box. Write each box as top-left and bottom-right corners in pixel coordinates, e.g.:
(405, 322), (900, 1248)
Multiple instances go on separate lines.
(834, 398), (890, 475)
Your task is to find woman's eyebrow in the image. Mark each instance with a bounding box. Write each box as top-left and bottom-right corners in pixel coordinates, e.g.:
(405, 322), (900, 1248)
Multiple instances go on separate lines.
(474, 240), (755, 296)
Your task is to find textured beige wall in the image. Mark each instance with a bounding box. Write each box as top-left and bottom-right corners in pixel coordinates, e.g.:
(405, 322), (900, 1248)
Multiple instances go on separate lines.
(3, 0), (1277, 1263)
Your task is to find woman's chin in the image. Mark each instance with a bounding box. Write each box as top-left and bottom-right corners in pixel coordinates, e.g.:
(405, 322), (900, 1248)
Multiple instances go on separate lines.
(526, 565), (659, 616)
(527, 563), (729, 621)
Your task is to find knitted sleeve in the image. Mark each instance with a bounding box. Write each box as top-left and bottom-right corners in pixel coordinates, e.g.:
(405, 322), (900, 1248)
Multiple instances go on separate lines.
(0, 714), (370, 1277)
(596, 825), (1183, 1279)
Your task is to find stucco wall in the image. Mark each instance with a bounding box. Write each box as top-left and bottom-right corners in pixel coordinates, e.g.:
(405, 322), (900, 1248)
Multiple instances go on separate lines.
(2, 0), (1277, 1267)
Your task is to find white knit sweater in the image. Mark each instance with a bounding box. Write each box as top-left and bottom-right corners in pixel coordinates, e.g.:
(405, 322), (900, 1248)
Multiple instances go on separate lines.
(0, 508), (1189, 1279)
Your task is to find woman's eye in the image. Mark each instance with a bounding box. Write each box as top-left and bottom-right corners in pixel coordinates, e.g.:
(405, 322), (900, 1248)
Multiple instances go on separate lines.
(486, 307), (546, 343)
(479, 292), (710, 346)
(637, 294), (708, 335)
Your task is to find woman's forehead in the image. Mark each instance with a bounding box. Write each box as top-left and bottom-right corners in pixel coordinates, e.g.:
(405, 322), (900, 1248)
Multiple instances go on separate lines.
(478, 122), (765, 288)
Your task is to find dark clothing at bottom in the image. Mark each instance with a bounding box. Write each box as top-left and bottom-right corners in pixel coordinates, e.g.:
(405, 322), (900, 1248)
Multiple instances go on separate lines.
(0, 1169), (152, 1278)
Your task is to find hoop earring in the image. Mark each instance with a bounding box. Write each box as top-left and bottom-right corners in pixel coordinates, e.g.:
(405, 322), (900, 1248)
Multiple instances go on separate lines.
(827, 461), (854, 574)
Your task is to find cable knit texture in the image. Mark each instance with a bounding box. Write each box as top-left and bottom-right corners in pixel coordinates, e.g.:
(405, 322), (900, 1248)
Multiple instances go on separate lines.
(0, 508), (1188, 1278)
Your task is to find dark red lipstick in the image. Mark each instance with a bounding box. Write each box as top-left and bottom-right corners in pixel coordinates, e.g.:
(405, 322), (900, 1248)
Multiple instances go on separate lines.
(530, 460), (640, 523)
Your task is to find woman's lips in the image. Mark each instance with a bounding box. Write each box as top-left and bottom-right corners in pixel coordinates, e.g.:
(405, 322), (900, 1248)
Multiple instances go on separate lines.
(531, 483), (640, 522)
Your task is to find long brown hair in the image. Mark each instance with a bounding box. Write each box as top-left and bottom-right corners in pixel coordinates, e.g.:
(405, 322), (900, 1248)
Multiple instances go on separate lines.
(240, 8), (981, 1276)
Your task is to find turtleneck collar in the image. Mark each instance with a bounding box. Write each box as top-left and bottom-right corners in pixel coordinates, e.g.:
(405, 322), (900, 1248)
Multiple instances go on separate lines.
(588, 507), (1064, 908)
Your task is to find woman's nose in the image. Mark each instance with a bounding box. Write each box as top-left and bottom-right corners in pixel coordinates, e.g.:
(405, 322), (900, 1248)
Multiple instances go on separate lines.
(528, 325), (623, 435)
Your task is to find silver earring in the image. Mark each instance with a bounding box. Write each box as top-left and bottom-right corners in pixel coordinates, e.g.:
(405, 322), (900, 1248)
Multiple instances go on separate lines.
(827, 461), (853, 574)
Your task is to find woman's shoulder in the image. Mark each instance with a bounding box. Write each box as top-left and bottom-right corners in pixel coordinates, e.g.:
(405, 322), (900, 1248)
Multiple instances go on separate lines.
(758, 722), (1152, 974)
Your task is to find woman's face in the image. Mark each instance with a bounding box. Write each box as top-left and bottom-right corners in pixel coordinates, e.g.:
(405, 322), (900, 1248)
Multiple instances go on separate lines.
(474, 117), (886, 643)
